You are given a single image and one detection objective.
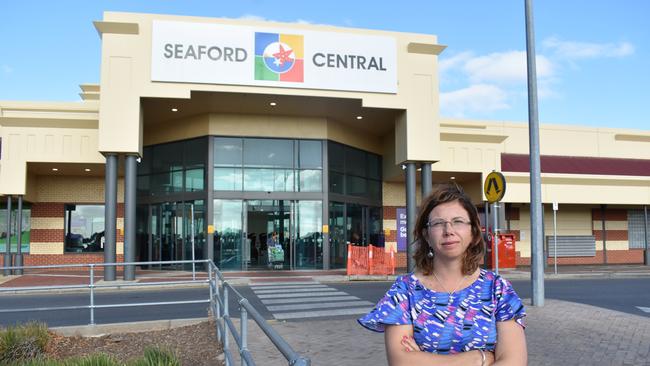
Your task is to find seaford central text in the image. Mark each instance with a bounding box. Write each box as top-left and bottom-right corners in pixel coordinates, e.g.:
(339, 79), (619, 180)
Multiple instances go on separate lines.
(312, 53), (387, 71)
(163, 44), (248, 62)
(163, 44), (387, 71)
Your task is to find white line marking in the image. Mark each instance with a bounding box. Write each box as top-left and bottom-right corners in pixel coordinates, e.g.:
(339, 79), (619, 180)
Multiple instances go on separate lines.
(257, 291), (349, 299)
(636, 306), (650, 313)
(268, 300), (374, 312)
(253, 288), (338, 294)
(261, 295), (361, 305)
(273, 307), (372, 320)
(249, 281), (317, 286)
(251, 284), (328, 290)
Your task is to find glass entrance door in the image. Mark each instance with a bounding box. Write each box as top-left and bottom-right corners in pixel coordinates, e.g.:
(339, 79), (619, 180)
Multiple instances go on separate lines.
(244, 200), (291, 270)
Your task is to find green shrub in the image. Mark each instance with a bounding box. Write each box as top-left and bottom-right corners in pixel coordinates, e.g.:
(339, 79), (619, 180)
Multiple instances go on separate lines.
(128, 346), (180, 366)
(0, 322), (49, 363)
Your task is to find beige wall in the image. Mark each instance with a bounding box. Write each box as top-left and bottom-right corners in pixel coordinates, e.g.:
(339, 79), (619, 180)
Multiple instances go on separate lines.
(96, 12), (443, 164)
(144, 113), (384, 154)
(0, 101), (102, 195)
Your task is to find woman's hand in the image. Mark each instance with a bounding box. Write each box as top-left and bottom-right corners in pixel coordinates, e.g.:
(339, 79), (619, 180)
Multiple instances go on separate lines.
(400, 335), (421, 353)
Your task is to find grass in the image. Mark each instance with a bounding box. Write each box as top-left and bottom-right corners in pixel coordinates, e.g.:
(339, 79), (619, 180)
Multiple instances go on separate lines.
(0, 323), (181, 366)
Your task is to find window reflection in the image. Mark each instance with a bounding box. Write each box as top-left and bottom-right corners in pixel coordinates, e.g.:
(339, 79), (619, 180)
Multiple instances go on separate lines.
(64, 204), (104, 253)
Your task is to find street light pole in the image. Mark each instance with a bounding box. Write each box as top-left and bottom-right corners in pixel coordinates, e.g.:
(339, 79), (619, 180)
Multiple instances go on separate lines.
(525, 0), (545, 306)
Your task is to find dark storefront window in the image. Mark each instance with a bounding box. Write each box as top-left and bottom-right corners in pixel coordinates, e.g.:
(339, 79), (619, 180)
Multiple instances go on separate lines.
(327, 141), (382, 201)
(138, 137), (207, 197)
(64, 204), (104, 253)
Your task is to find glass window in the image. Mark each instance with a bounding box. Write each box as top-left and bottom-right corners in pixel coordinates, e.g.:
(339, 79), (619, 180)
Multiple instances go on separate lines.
(299, 170), (322, 192)
(214, 137), (243, 167)
(137, 175), (150, 197)
(185, 169), (204, 192)
(346, 176), (367, 197)
(0, 205), (31, 253)
(345, 147), (366, 176)
(299, 140), (322, 169)
(214, 167), (243, 191)
(243, 168), (294, 192)
(328, 202), (346, 269)
(152, 142), (184, 173)
(150, 171), (183, 195)
(368, 180), (382, 201)
(368, 153), (381, 180)
(295, 200), (323, 268)
(328, 142), (345, 172)
(244, 138), (293, 168)
(138, 146), (153, 175)
(64, 204), (104, 253)
(183, 138), (207, 169)
(213, 199), (243, 269)
(329, 172), (344, 194)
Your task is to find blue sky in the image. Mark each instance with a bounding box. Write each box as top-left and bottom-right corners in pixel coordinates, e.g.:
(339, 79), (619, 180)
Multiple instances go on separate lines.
(1, 1), (647, 130)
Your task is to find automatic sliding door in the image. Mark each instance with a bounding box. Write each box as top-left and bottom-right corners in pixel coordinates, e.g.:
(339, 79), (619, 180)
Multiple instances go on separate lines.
(294, 201), (322, 269)
(213, 199), (243, 270)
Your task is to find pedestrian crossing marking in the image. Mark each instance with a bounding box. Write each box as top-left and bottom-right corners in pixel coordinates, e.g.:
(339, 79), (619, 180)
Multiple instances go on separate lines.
(253, 287), (337, 294)
(261, 295), (360, 305)
(636, 306), (650, 313)
(273, 307), (372, 320)
(267, 300), (373, 312)
(257, 291), (349, 299)
(250, 281), (374, 320)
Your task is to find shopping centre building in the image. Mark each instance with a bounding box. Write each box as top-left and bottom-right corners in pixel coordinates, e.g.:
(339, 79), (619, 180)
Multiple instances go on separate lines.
(1, 12), (649, 276)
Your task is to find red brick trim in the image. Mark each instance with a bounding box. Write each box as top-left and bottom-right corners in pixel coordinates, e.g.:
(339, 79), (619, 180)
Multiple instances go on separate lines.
(591, 209), (628, 221)
(502, 153), (650, 176)
(516, 249), (643, 265)
(31, 203), (65, 218)
(383, 206), (399, 220)
(31, 229), (64, 242)
(592, 230), (628, 241)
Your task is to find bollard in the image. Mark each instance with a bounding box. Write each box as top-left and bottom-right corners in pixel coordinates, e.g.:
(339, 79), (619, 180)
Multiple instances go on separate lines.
(89, 265), (96, 325)
(2, 254), (12, 276)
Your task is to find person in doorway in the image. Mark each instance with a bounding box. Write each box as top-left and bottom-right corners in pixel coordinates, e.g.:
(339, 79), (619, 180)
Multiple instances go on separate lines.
(358, 183), (527, 366)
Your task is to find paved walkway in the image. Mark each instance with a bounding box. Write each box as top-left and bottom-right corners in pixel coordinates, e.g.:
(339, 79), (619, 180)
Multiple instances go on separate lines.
(3, 264), (650, 365)
(229, 299), (650, 366)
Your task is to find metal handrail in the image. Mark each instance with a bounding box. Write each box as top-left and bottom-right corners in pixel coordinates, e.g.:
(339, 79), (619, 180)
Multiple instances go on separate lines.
(0, 259), (311, 366)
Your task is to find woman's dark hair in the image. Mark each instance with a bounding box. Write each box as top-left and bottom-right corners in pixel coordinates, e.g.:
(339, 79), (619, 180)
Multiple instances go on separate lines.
(413, 183), (484, 275)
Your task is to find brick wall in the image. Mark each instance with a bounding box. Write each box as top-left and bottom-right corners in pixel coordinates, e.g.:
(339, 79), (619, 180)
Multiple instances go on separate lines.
(0, 254), (125, 268)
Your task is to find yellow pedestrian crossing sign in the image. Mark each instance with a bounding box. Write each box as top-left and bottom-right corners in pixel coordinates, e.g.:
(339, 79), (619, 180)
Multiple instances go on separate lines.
(484, 171), (506, 203)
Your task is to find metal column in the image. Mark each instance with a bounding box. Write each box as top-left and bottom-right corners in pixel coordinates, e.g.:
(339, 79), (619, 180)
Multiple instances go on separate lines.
(3, 196), (12, 275)
(525, 0), (545, 306)
(406, 163), (417, 272)
(601, 204), (607, 264)
(14, 196), (24, 275)
(421, 163), (432, 199)
(322, 141), (330, 270)
(643, 206), (650, 266)
(206, 137), (215, 269)
(124, 155), (137, 281)
(104, 153), (118, 281)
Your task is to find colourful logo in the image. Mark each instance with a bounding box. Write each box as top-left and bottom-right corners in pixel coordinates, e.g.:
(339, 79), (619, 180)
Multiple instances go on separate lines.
(255, 32), (304, 82)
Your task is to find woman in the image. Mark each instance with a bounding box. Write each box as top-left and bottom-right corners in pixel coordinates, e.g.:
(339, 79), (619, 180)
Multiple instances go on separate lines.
(358, 183), (527, 366)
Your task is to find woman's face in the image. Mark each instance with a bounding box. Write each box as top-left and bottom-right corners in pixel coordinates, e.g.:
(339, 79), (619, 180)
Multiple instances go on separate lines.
(424, 200), (474, 261)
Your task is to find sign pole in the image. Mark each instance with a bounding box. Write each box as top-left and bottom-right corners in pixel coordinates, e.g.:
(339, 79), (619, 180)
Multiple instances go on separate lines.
(493, 202), (499, 275)
(553, 202), (558, 275)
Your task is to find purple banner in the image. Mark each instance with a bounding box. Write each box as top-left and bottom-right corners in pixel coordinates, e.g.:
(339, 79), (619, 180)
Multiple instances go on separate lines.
(396, 208), (407, 251)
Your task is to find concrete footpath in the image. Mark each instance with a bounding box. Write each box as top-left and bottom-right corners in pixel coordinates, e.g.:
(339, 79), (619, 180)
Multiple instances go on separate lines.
(2, 264), (650, 365)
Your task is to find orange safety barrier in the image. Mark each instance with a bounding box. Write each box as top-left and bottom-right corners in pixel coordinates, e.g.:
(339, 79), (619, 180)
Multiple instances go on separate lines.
(347, 244), (395, 276)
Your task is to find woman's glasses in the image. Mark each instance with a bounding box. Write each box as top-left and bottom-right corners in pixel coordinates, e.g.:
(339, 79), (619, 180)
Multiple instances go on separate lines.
(427, 218), (471, 232)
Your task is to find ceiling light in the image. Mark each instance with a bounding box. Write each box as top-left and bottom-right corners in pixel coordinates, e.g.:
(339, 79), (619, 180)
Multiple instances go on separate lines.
(450, 176), (456, 180)
(52, 168), (58, 171)
(85, 168), (91, 172)
(269, 102), (277, 106)
(171, 108), (178, 112)
(356, 116), (363, 120)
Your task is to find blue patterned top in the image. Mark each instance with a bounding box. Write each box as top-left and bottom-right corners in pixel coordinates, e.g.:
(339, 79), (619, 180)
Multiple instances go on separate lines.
(358, 269), (526, 354)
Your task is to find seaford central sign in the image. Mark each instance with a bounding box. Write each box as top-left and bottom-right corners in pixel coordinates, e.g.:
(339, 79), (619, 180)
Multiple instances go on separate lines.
(151, 20), (397, 93)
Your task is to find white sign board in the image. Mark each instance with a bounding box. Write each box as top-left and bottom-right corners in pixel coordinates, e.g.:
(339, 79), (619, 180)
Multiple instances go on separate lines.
(151, 20), (397, 93)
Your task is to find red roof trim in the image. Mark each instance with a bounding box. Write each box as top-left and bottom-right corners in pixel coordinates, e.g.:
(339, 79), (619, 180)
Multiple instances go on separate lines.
(501, 153), (650, 176)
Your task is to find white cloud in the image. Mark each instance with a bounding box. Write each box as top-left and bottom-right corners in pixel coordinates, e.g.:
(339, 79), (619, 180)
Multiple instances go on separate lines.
(2, 65), (12, 74)
(236, 14), (267, 22)
(463, 51), (555, 84)
(439, 51), (474, 74)
(440, 84), (510, 117)
(543, 37), (635, 60)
